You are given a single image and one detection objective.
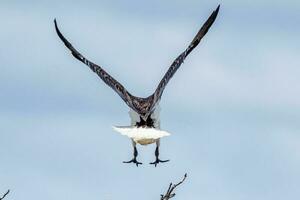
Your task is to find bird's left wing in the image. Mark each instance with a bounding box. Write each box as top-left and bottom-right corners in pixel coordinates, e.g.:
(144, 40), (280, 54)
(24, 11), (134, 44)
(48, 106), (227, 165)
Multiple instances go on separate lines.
(152, 5), (220, 104)
(54, 19), (135, 109)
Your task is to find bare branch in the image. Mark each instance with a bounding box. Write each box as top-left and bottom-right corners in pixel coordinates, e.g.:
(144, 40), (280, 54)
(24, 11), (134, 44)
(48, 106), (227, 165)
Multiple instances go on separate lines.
(0, 190), (9, 200)
(0, 175), (187, 200)
(160, 173), (187, 200)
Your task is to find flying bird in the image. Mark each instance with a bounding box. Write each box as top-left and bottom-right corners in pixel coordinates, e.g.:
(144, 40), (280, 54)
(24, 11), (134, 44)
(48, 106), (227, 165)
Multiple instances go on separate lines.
(54, 5), (220, 167)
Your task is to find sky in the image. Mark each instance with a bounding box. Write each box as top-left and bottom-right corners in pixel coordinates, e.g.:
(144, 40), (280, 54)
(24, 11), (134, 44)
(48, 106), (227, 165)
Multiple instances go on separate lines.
(1, 0), (300, 200)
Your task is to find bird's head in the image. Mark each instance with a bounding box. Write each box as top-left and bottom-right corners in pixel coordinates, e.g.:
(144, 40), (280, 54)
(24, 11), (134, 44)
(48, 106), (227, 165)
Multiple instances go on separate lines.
(140, 112), (150, 122)
(132, 96), (155, 121)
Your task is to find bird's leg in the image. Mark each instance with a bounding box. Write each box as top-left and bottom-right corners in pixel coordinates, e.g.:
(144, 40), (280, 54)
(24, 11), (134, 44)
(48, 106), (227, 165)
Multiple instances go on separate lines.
(150, 139), (169, 167)
(123, 140), (142, 167)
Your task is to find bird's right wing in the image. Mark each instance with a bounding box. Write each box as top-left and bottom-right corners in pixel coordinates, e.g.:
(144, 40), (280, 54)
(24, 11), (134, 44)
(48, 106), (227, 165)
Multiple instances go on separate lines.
(152, 5), (220, 105)
(54, 19), (134, 108)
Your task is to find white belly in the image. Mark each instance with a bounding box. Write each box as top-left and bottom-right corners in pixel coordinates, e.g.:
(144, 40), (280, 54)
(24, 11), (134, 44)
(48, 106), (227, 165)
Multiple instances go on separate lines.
(113, 126), (171, 145)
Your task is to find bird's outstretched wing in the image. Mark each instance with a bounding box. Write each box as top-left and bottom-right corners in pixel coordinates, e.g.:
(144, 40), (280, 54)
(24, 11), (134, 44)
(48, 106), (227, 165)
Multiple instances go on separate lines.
(153, 5), (220, 104)
(54, 19), (134, 108)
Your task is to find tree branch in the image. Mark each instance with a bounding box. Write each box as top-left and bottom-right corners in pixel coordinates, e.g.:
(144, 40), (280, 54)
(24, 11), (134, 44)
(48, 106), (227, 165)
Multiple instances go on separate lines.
(0, 175), (188, 200)
(0, 190), (9, 200)
(160, 173), (187, 200)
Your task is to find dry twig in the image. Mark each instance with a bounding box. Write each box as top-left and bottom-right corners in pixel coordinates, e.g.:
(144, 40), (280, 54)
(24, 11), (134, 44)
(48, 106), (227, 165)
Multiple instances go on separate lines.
(160, 173), (187, 200)
(0, 190), (9, 200)
(0, 175), (187, 200)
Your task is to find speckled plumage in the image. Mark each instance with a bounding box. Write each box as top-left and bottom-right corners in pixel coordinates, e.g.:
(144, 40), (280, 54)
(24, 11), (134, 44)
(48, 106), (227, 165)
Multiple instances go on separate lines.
(54, 5), (219, 123)
(54, 5), (220, 166)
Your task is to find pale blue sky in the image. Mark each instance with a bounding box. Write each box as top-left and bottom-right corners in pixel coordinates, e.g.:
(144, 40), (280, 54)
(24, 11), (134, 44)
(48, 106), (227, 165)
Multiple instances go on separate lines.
(1, 1), (300, 200)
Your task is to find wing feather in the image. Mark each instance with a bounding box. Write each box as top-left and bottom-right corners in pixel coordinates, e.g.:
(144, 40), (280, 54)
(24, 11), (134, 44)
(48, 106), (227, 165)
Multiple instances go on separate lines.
(153, 5), (220, 103)
(54, 19), (134, 108)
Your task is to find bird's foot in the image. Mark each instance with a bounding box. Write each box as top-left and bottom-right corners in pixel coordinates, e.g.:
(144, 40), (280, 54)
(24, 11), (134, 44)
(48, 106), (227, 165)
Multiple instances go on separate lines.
(123, 158), (143, 167)
(150, 158), (170, 167)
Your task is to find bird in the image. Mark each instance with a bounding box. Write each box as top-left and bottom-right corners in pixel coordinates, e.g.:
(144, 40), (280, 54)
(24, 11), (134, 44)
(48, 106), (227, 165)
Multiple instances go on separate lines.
(54, 5), (220, 167)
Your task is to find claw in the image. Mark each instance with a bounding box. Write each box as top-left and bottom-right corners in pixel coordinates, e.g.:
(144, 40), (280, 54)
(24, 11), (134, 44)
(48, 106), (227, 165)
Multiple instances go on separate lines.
(123, 158), (143, 167)
(150, 158), (170, 167)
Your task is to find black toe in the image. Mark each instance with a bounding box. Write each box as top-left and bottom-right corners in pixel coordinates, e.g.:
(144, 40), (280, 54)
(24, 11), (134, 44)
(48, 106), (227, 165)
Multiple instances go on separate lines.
(150, 158), (170, 167)
(123, 158), (143, 167)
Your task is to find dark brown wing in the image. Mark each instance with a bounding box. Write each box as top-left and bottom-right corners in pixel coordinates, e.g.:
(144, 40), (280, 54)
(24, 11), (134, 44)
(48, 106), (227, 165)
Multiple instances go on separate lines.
(54, 19), (135, 109)
(153, 5), (220, 104)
